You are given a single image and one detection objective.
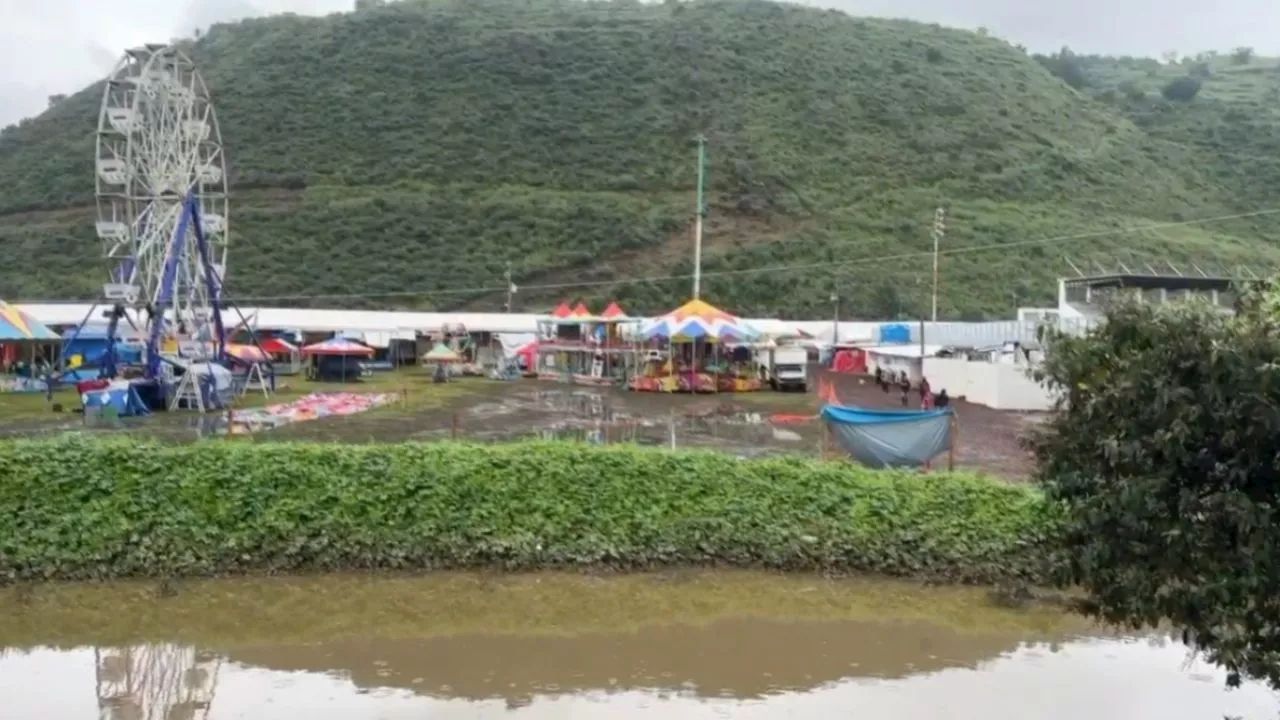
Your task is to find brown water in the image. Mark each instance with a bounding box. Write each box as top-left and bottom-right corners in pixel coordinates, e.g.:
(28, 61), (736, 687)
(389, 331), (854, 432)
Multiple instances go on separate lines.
(0, 572), (1273, 718)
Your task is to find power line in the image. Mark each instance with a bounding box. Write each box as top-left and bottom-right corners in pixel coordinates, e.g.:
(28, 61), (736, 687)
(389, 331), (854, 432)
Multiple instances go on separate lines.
(219, 207), (1280, 304)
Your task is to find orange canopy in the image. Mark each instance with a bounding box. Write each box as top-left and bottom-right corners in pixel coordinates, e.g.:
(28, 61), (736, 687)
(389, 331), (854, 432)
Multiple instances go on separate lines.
(551, 302), (572, 318)
(600, 301), (628, 319)
(570, 302), (592, 318)
(665, 298), (740, 322)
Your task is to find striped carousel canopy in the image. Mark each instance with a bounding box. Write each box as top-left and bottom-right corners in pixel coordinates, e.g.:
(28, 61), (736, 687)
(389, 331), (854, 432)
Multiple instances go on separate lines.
(643, 298), (759, 343)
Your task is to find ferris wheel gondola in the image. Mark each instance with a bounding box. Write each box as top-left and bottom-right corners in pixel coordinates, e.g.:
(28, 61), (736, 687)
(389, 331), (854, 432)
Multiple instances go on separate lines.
(93, 43), (229, 372)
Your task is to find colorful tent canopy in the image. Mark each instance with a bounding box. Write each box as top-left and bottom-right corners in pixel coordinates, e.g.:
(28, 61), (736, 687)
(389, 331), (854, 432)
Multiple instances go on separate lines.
(258, 337), (298, 354)
(643, 298), (759, 343)
(600, 301), (628, 319)
(301, 338), (375, 357)
(226, 344), (270, 363)
(422, 342), (461, 363)
(0, 301), (58, 341)
(551, 302), (572, 319)
(569, 302), (593, 319)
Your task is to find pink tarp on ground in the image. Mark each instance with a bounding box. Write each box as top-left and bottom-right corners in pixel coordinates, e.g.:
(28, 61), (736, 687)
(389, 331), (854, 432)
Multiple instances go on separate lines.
(230, 391), (397, 431)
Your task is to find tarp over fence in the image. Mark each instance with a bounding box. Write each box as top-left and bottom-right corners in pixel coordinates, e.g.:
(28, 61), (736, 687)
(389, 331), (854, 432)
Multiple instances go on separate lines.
(821, 404), (953, 469)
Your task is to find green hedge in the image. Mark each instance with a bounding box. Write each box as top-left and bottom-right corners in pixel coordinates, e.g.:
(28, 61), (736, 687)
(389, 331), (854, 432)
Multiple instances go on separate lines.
(0, 438), (1058, 584)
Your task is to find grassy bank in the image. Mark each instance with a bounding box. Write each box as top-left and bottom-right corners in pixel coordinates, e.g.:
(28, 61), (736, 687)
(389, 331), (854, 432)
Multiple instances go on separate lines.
(0, 438), (1058, 584)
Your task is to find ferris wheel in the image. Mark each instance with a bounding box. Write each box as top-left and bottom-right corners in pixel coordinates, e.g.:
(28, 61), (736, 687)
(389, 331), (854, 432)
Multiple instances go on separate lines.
(93, 43), (228, 344)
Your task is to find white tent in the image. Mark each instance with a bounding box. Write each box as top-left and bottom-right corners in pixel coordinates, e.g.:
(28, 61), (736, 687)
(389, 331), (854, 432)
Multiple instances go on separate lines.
(167, 360), (235, 412)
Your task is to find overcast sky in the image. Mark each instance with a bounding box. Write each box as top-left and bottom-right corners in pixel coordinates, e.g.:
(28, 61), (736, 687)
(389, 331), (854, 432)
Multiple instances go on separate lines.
(2, 0), (1277, 128)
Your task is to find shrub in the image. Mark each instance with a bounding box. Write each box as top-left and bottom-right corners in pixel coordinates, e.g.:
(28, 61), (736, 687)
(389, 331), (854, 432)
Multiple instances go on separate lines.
(0, 438), (1057, 584)
(1161, 75), (1202, 101)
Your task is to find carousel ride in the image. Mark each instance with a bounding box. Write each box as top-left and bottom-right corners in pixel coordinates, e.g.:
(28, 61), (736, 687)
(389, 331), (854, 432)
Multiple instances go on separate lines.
(61, 43), (270, 413)
(629, 298), (764, 393)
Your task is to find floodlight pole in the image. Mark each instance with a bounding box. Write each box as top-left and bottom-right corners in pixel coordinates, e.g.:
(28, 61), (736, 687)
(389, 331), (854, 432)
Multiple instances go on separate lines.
(931, 207), (946, 322)
(692, 134), (707, 299)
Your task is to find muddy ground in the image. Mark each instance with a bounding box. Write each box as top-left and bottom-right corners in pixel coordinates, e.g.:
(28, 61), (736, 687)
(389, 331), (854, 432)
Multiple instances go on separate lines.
(0, 368), (1044, 479)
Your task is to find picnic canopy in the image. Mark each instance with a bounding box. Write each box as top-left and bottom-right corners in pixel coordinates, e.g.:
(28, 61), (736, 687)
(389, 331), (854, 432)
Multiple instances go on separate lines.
(569, 302), (593, 320)
(301, 338), (375, 357)
(422, 342), (462, 363)
(643, 298), (759, 343)
(0, 301), (58, 341)
(550, 302), (572, 319)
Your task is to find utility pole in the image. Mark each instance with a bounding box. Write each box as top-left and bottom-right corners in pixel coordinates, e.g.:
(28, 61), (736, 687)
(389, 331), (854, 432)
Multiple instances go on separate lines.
(931, 207), (946, 322)
(830, 292), (840, 345)
(503, 262), (516, 313)
(692, 134), (707, 299)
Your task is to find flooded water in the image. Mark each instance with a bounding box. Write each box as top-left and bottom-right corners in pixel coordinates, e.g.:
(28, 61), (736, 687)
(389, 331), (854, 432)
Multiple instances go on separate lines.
(0, 572), (1273, 718)
(8, 382), (825, 458)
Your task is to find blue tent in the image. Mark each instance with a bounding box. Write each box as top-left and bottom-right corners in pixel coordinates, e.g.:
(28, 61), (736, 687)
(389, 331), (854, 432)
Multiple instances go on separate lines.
(82, 383), (151, 417)
(821, 404), (954, 468)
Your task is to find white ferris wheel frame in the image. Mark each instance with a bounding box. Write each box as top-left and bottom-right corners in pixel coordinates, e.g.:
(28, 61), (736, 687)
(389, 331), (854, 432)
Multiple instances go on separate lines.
(94, 43), (228, 334)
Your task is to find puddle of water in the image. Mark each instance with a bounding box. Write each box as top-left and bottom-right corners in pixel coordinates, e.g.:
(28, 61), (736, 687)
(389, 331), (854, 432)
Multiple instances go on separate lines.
(0, 572), (1273, 718)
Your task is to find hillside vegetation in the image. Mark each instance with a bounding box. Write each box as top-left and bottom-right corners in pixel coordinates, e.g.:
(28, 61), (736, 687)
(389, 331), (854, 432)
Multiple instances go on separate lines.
(1, 0), (1278, 318)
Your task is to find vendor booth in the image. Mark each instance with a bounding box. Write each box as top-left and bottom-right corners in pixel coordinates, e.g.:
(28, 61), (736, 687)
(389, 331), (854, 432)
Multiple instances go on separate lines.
(422, 342), (462, 382)
(302, 338), (375, 382)
(535, 301), (641, 387)
(259, 337), (302, 375)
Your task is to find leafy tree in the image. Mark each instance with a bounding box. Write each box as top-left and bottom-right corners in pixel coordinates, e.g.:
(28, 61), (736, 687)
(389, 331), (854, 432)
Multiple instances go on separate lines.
(1033, 284), (1280, 688)
(1161, 75), (1202, 101)
(1039, 47), (1089, 90)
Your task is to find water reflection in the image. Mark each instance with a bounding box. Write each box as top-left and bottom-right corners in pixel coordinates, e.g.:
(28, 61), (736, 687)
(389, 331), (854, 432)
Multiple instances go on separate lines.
(93, 645), (220, 720)
(0, 572), (1275, 718)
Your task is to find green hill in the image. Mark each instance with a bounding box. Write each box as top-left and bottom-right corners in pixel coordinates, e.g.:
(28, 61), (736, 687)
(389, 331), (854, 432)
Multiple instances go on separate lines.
(2, 0), (1279, 319)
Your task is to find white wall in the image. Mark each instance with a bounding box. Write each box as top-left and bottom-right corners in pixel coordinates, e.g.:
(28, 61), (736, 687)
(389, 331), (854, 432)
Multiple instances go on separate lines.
(868, 352), (923, 385)
(922, 357), (1055, 411)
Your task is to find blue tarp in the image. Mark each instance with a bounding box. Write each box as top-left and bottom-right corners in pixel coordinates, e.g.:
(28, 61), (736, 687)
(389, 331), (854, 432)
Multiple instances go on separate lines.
(82, 384), (151, 417)
(878, 323), (911, 344)
(821, 404), (953, 468)
(61, 324), (143, 370)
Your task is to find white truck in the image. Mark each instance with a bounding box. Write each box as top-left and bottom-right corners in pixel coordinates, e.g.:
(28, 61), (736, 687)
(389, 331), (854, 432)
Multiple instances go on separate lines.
(769, 347), (809, 392)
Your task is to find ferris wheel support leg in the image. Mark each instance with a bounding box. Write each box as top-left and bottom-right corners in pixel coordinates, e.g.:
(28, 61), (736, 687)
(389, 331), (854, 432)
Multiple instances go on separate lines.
(188, 195), (228, 363)
(103, 304), (126, 380)
(148, 198), (194, 380)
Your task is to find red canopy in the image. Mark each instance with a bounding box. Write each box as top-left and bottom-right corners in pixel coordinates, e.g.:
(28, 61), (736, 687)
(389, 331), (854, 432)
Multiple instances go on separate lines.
(259, 337), (298, 354)
(551, 302), (572, 319)
(600, 301), (627, 319)
(570, 302), (592, 318)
